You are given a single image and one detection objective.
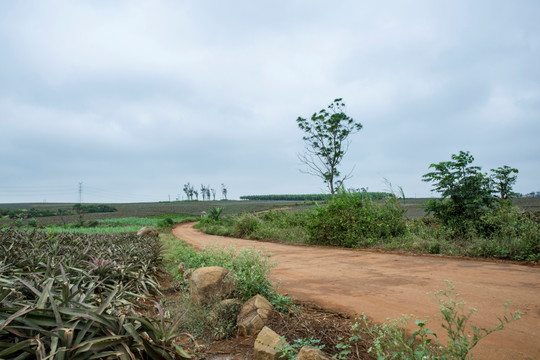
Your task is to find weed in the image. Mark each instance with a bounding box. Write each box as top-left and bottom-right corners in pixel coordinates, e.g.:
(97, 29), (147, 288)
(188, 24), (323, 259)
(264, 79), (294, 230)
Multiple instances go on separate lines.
(278, 337), (325, 360)
(359, 281), (522, 359)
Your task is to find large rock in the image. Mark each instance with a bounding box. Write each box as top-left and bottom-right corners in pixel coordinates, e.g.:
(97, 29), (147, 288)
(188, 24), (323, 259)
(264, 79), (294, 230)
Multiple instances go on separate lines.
(189, 266), (237, 306)
(136, 226), (159, 237)
(237, 294), (274, 337)
(254, 326), (288, 360)
(297, 346), (329, 360)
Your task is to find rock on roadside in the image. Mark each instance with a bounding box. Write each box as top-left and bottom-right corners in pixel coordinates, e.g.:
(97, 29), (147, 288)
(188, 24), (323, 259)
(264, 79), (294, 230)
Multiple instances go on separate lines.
(189, 266), (237, 306)
(237, 294), (274, 337)
(254, 326), (288, 360)
(297, 346), (329, 360)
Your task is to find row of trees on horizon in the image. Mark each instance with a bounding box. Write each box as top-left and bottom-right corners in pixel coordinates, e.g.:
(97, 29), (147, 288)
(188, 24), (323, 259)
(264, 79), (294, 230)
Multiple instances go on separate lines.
(180, 183), (228, 201)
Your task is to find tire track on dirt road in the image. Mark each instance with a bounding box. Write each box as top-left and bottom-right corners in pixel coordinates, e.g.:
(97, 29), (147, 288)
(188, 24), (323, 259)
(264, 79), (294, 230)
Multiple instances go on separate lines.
(172, 223), (540, 360)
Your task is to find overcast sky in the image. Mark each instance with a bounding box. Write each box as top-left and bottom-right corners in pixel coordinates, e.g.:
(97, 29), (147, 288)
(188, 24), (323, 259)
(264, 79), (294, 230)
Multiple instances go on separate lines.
(1, 1), (539, 203)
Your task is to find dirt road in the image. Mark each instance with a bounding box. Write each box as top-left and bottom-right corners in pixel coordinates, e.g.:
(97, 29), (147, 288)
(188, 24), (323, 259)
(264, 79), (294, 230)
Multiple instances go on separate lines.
(172, 223), (540, 359)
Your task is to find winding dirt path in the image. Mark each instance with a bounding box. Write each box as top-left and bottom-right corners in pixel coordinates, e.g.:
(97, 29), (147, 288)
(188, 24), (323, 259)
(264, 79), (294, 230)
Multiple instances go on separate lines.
(172, 223), (540, 359)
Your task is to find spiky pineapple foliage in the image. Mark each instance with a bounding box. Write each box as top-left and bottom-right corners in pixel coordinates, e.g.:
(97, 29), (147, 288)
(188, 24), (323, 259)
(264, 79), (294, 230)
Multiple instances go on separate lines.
(0, 230), (191, 359)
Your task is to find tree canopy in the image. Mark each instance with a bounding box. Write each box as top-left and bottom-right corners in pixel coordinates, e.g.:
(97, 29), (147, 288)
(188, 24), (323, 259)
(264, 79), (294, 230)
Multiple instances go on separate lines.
(296, 98), (363, 194)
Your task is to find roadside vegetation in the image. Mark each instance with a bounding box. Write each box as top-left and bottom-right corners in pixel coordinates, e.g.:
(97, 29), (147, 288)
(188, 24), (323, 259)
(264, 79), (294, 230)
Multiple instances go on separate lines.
(277, 281), (522, 360)
(197, 152), (540, 262)
(1, 186), (530, 358)
(197, 192), (539, 261)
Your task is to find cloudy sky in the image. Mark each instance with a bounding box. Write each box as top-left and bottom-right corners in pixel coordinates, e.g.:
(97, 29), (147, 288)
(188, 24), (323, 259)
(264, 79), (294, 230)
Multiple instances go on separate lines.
(1, 1), (539, 203)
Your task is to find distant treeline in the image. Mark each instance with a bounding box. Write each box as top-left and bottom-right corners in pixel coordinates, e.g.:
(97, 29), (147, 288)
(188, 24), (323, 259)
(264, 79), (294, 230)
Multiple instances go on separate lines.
(1, 204), (117, 219)
(240, 192), (393, 201)
(72, 204), (118, 214)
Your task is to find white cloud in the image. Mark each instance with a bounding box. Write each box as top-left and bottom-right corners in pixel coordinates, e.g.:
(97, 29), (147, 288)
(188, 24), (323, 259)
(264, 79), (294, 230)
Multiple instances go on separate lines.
(1, 0), (539, 202)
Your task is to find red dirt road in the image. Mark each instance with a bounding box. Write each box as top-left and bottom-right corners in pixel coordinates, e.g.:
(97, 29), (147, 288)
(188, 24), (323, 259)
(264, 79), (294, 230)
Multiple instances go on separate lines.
(172, 223), (540, 359)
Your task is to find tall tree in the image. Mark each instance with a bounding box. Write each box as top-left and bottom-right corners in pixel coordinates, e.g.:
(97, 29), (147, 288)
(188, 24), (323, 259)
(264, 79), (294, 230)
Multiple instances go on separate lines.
(296, 98), (363, 194)
(221, 184), (228, 200)
(205, 185), (211, 201)
(491, 165), (519, 200)
(183, 183), (194, 200)
(200, 184), (207, 201)
(211, 188), (216, 201)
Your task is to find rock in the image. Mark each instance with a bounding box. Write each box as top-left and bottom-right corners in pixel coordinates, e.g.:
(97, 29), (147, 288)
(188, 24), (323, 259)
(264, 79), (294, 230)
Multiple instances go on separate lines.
(297, 346), (329, 360)
(237, 295), (274, 337)
(253, 326), (288, 360)
(189, 266), (237, 306)
(136, 226), (159, 237)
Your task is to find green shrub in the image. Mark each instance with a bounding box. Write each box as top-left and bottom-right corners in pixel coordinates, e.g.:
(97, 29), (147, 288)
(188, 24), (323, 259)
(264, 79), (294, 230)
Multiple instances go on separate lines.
(307, 191), (406, 247)
(233, 213), (262, 238)
(86, 219), (99, 227)
(208, 207), (223, 221)
(195, 218), (234, 237)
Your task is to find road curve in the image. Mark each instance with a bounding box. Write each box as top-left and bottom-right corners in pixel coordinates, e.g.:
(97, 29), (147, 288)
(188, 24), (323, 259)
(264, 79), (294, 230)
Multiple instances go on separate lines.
(172, 223), (540, 360)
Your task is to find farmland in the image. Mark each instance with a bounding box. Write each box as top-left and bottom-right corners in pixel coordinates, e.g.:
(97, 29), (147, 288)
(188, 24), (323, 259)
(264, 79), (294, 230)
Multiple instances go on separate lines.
(0, 229), (188, 358)
(1, 196), (539, 358)
(0, 200), (314, 227)
(2, 197), (539, 228)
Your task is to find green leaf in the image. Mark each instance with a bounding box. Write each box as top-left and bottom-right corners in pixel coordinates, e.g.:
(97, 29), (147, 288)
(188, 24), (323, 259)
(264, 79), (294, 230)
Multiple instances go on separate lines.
(173, 343), (192, 359)
(0, 338), (37, 357)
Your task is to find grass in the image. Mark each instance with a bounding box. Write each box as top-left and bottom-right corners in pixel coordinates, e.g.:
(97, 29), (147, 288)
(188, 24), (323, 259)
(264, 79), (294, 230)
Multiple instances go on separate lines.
(162, 234), (281, 303)
(195, 209), (312, 244)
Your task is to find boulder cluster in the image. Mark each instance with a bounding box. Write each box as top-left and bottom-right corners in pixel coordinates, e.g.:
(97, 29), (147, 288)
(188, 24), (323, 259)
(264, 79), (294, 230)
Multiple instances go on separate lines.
(183, 264), (330, 360)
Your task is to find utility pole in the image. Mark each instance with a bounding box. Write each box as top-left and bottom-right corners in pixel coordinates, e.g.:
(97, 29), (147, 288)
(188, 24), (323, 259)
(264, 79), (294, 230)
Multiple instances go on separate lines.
(78, 182), (83, 204)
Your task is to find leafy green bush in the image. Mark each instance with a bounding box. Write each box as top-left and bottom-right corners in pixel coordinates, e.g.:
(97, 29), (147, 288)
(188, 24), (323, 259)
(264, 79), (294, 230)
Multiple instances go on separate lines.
(403, 203), (540, 261)
(307, 191), (406, 247)
(422, 151), (520, 236)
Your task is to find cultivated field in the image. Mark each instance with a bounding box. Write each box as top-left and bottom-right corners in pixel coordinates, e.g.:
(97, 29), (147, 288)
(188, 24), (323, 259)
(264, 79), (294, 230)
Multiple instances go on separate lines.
(2, 197), (539, 227)
(0, 200), (314, 226)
